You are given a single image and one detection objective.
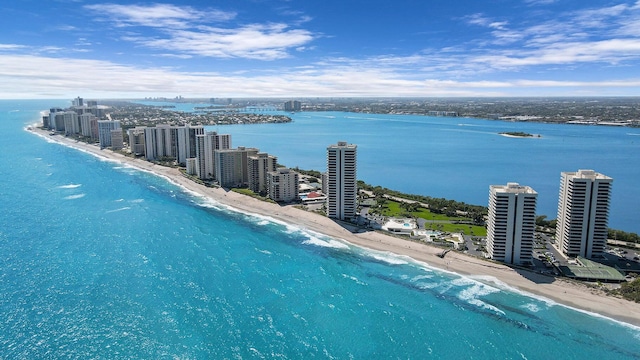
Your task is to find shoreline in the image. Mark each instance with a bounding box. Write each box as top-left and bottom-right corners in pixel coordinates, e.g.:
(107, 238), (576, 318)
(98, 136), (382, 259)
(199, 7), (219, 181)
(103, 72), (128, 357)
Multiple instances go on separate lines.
(28, 126), (640, 328)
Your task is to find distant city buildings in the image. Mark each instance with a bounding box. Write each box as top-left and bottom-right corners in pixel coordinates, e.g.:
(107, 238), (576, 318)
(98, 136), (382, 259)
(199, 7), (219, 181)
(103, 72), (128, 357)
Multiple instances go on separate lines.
(486, 183), (537, 265)
(427, 111), (458, 117)
(555, 169), (612, 259)
(326, 141), (358, 221)
(44, 100), (107, 135)
(284, 100), (301, 112)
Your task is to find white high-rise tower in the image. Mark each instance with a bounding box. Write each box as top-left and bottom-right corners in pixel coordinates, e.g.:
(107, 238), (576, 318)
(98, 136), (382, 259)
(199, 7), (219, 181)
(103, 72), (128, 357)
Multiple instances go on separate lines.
(555, 169), (612, 259)
(326, 141), (357, 221)
(486, 183), (537, 265)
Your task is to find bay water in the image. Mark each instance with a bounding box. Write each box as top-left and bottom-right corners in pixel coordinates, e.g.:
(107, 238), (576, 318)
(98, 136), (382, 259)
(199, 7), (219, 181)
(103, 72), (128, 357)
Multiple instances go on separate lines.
(1, 100), (639, 358)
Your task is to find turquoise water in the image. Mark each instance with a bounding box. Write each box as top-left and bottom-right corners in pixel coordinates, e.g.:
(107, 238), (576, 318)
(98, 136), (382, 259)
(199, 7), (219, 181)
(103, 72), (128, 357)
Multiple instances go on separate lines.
(1, 100), (640, 358)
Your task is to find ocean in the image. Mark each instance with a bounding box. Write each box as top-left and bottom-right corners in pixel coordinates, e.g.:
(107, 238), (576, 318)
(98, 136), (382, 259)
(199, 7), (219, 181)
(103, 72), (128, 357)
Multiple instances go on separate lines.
(1, 100), (639, 358)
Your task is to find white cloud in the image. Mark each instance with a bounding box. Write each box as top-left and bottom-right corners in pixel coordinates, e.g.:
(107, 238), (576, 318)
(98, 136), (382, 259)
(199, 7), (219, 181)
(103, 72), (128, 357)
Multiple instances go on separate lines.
(85, 3), (236, 28)
(124, 24), (314, 60)
(0, 44), (26, 51)
(1, 54), (639, 99)
(85, 3), (314, 60)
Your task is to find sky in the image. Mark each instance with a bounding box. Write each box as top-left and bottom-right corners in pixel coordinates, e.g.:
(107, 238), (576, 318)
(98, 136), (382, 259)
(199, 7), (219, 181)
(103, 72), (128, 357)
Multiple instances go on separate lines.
(2, 0), (640, 99)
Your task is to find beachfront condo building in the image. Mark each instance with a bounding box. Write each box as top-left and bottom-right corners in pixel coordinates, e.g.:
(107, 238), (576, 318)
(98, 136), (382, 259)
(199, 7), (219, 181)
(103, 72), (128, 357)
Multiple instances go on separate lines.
(98, 120), (121, 149)
(143, 125), (178, 161)
(486, 183), (537, 265)
(127, 127), (146, 156)
(62, 111), (80, 136)
(79, 113), (98, 139)
(248, 153), (278, 195)
(110, 129), (123, 151)
(195, 131), (231, 180)
(326, 141), (358, 221)
(214, 147), (259, 188)
(555, 169), (612, 259)
(268, 168), (300, 202)
(176, 125), (204, 165)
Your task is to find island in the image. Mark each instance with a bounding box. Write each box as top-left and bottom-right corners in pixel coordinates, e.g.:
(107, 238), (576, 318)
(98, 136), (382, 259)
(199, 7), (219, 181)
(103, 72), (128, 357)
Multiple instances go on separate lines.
(499, 131), (540, 138)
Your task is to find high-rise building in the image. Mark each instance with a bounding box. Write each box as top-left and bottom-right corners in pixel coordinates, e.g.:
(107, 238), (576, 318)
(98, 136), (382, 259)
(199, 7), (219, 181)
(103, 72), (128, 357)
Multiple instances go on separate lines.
(47, 110), (77, 133)
(62, 111), (80, 135)
(195, 131), (231, 180)
(176, 125), (204, 165)
(284, 100), (302, 112)
(326, 141), (357, 221)
(214, 147), (259, 188)
(110, 129), (124, 150)
(98, 120), (121, 149)
(143, 125), (178, 161)
(248, 152), (277, 194)
(486, 183), (537, 265)
(72, 96), (83, 107)
(555, 169), (612, 259)
(79, 113), (97, 139)
(127, 127), (146, 156)
(268, 168), (299, 202)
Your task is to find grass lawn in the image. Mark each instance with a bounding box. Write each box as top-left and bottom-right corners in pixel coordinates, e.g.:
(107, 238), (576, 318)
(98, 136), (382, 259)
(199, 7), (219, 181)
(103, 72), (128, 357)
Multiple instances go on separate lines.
(376, 200), (487, 236)
(425, 222), (487, 237)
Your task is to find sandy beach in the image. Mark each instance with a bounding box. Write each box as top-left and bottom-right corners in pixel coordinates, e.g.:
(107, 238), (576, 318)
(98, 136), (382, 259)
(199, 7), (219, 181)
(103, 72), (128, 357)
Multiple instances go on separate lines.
(30, 127), (640, 327)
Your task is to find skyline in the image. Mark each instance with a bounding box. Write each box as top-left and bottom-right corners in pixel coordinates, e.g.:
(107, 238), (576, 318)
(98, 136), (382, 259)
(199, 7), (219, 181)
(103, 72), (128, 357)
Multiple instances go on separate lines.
(2, 1), (640, 99)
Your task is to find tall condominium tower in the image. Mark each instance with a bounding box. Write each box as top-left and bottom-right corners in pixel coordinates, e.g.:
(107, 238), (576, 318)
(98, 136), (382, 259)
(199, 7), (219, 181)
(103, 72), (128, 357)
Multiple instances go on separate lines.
(176, 125), (204, 165)
(195, 131), (231, 180)
(143, 125), (178, 161)
(214, 147), (259, 188)
(326, 141), (357, 221)
(248, 152), (277, 194)
(486, 183), (537, 265)
(97, 120), (121, 149)
(555, 169), (612, 259)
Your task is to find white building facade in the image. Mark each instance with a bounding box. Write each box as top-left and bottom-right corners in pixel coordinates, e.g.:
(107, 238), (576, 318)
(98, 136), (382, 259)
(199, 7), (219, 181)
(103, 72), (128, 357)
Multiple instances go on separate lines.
(195, 131), (231, 180)
(98, 120), (121, 149)
(176, 125), (204, 166)
(326, 141), (357, 221)
(486, 183), (537, 265)
(79, 113), (97, 139)
(143, 125), (178, 161)
(555, 169), (612, 259)
(248, 153), (278, 194)
(268, 168), (299, 202)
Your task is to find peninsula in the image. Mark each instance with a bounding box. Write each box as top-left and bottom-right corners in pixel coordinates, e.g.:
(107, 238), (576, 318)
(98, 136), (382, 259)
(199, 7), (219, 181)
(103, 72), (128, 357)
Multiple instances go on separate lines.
(28, 124), (640, 327)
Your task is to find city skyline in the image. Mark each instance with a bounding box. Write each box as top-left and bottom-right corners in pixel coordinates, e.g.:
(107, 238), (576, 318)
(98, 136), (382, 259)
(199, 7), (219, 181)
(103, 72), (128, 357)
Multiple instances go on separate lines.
(2, 1), (640, 99)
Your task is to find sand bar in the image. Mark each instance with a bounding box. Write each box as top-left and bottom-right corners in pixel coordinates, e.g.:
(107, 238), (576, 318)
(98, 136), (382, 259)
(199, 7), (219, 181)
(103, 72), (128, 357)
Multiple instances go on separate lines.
(29, 127), (640, 327)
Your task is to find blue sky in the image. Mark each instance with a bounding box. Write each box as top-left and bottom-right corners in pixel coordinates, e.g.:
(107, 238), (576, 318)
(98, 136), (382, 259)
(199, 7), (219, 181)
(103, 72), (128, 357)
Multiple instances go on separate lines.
(2, 0), (640, 98)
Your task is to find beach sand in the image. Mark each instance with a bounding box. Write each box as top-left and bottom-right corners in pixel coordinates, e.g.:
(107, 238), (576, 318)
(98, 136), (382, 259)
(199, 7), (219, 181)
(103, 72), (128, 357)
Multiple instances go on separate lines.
(30, 127), (640, 327)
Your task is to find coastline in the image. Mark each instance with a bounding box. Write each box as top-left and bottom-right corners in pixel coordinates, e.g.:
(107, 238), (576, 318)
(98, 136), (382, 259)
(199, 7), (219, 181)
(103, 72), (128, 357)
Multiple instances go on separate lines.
(28, 126), (640, 328)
